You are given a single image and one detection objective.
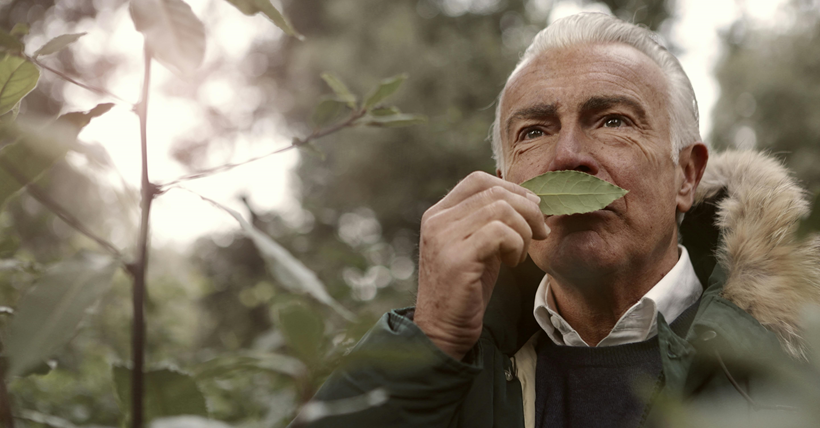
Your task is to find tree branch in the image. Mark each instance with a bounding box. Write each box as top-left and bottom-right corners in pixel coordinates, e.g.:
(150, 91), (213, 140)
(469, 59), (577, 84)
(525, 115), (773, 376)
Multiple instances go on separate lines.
(0, 159), (123, 259)
(130, 44), (154, 428)
(157, 109), (367, 190)
(0, 342), (14, 428)
(27, 56), (131, 105)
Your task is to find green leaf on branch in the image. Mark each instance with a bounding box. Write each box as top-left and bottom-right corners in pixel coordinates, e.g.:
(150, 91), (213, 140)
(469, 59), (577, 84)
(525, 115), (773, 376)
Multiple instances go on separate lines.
(363, 74), (407, 109)
(193, 350), (306, 380)
(113, 365), (208, 422)
(223, 0), (304, 40)
(298, 141), (326, 161)
(130, 0), (206, 76)
(0, 29), (24, 53)
(0, 101), (19, 125)
(292, 389), (389, 426)
(320, 72), (356, 108)
(0, 103), (115, 208)
(362, 113), (426, 128)
(0, 55), (39, 115)
(274, 301), (326, 365)
(200, 196), (356, 321)
(33, 33), (87, 58)
(370, 106), (401, 116)
(9, 24), (29, 38)
(521, 170), (629, 216)
(4, 252), (118, 378)
(311, 97), (348, 128)
(57, 102), (114, 131)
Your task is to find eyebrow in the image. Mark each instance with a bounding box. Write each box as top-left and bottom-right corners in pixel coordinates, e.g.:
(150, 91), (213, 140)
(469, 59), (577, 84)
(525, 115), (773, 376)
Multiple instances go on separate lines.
(505, 103), (558, 137)
(580, 96), (647, 124)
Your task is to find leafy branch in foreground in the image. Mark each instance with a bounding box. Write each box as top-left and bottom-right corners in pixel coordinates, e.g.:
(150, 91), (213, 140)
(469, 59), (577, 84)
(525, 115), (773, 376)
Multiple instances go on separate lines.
(158, 72), (425, 189)
(0, 160), (122, 259)
(176, 187), (357, 321)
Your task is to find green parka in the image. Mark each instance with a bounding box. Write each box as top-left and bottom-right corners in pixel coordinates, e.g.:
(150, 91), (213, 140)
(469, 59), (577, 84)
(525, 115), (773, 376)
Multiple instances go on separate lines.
(298, 151), (820, 427)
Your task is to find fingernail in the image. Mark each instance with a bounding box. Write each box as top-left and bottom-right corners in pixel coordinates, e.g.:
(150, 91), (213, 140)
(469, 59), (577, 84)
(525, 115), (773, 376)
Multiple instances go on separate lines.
(527, 193), (540, 204)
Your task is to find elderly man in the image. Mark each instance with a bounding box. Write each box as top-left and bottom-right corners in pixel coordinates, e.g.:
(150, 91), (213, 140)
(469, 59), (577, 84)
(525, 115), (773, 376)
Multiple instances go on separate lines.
(299, 12), (820, 428)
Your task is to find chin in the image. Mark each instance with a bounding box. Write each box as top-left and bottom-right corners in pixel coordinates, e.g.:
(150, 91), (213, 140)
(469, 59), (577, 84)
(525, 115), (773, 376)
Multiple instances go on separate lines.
(530, 229), (619, 279)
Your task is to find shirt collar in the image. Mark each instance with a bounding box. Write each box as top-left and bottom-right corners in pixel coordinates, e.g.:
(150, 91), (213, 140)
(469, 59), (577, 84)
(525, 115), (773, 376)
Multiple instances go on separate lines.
(533, 245), (703, 347)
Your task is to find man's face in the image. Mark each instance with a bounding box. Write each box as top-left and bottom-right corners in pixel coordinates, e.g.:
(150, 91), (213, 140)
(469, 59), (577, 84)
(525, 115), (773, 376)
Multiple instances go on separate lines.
(499, 42), (682, 282)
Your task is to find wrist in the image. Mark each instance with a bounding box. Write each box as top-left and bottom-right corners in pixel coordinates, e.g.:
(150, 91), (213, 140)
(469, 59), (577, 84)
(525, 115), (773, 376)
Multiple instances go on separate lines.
(414, 315), (477, 361)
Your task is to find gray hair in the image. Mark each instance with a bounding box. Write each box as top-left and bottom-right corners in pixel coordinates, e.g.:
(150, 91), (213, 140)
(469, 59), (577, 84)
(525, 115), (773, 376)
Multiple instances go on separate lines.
(491, 13), (701, 172)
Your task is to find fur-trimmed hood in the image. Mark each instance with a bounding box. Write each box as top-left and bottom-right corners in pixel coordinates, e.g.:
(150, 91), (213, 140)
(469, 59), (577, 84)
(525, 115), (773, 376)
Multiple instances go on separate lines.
(695, 150), (820, 360)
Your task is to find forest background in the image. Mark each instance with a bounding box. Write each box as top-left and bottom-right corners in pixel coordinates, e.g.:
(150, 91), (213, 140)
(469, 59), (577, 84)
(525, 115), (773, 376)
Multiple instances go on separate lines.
(1, 0), (820, 427)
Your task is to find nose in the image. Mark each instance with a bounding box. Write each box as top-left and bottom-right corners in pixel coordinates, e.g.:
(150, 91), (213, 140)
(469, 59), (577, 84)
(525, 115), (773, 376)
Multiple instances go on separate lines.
(547, 124), (599, 175)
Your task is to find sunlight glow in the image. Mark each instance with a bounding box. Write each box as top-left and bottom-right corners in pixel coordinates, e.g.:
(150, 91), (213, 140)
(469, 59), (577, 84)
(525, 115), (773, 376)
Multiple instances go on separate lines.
(35, 0), (299, 248)
(31, 0), (793, 248)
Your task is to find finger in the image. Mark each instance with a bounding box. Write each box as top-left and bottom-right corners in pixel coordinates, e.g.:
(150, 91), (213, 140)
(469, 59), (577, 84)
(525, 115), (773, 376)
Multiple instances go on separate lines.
(439, 185), (549, 241)
(437, 171), (541, 211)
(459, 200), (533, 254)
(467, 220), (526, 267)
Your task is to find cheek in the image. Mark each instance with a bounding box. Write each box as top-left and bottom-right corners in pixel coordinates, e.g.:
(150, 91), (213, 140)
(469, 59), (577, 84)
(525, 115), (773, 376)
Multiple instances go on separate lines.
(594, 131), (667, 166)
(506, 143), (553, 183)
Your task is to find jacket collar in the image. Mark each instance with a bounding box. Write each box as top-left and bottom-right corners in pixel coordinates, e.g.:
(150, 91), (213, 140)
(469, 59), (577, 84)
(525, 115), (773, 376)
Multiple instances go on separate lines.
(483, 150), (820, 360)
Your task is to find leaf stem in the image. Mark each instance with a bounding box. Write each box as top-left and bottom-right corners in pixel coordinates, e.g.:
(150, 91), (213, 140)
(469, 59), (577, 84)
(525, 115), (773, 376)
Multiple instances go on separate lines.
(27, 56), (131, 105)
(130, 44), (154, 428)
(157, 109), (367, 190)
(0, 159), (123, 259)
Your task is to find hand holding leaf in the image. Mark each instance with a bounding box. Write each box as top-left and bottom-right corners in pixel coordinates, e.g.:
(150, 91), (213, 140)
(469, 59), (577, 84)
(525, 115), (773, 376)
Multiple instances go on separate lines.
(520, 170), (628, 216)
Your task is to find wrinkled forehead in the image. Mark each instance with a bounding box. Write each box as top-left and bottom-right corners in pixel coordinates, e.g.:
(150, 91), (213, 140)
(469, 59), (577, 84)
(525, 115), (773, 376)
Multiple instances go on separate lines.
(499, 42), (669, 119)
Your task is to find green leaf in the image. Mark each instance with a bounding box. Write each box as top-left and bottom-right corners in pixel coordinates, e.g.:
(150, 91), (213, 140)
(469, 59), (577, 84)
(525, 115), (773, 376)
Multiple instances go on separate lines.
(0, 103), (115, 208)
(0, 55), (39, 115)
(9, 24), (29, 38)
(320, 73), (356, 108)
(150, 416), (232, 428)
(129, 0), (206, 75)
(223, 0), (304, 40)
(193, 350), (306, 380)
(57, 102), (115, 131)
(311, 97), (347, 128)
(113, 365), (208, 422)
(0, 29), (24, 53)
(275, 302), (325, 364)
(16, 410), (75, 428)
(33, 33), (87, 58)
(520, 170), (629, 216)
(4, 252), (118, 378)
(362, 113), (426, 128)
(199, 195), (356, 320)
(292, 389), (388, 425)
(298, 141), (326, 161)
(0, 101), (19, 125)
(370, 106), (401, 116)
(363, 74), (407, 109)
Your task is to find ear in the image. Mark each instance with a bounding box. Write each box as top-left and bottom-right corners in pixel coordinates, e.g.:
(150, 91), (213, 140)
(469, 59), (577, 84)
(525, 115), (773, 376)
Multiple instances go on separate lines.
(676, 143), (709, 214)
(496, 168), (503, 179)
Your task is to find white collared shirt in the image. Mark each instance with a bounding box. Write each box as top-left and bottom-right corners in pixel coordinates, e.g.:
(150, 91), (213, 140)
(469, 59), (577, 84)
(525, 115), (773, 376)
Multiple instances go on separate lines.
(533, 245), (702, 347)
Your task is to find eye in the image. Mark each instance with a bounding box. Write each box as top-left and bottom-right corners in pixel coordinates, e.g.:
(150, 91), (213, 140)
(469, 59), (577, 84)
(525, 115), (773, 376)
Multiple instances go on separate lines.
(522, 128), (544, 140)
(603, 116), (625, 128)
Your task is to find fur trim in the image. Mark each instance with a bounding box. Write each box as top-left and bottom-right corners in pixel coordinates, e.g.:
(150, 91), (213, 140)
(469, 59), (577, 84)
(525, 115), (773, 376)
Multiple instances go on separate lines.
(695, 150), (820, 360)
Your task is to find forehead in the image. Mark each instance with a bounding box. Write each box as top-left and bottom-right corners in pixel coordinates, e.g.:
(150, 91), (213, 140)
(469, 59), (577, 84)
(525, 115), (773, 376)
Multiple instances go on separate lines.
(500, 42), (668, 131)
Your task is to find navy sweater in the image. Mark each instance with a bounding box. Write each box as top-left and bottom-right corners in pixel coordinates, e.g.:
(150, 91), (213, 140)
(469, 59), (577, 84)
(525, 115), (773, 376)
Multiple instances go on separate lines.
(535, 302), (698, 428)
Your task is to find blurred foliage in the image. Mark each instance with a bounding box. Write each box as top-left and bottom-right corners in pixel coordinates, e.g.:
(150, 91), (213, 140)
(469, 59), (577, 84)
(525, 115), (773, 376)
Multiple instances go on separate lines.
(711, 3), (820, 235)
(3, 0), (819, 427)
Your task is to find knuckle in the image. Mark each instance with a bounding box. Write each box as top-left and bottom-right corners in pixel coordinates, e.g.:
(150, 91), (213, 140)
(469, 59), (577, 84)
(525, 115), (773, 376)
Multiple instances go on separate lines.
(485, 200), (510, 219)
(467, 170), (487, 181)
